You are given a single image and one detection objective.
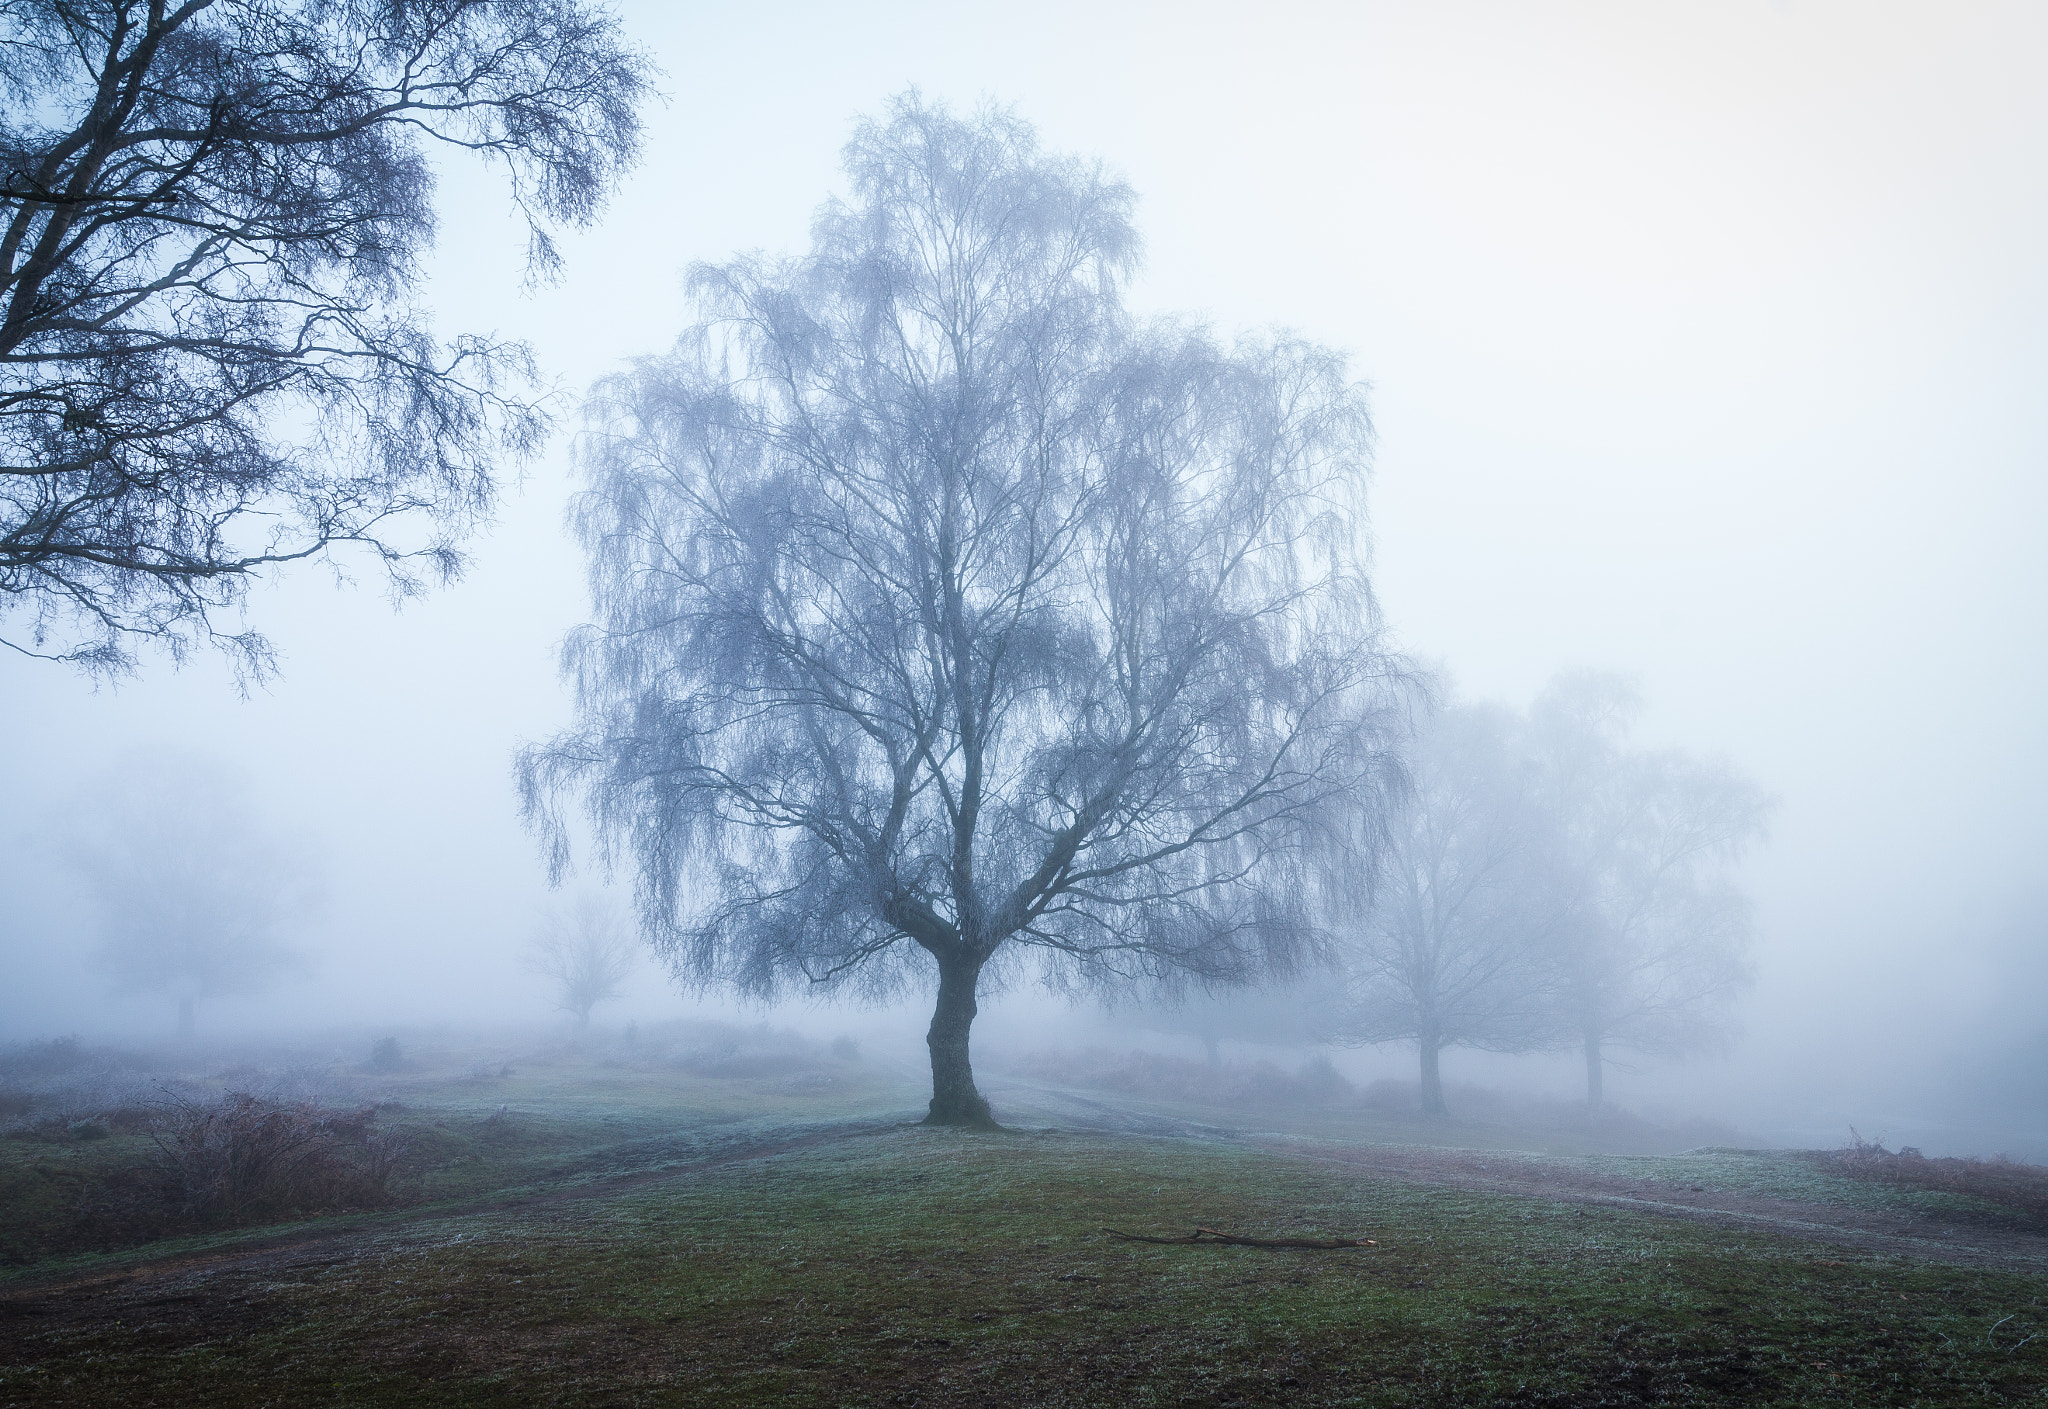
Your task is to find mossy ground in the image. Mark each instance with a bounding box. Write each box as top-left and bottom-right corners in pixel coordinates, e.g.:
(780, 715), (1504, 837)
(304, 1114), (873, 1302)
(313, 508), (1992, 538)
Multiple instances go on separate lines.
(4, 1125), (2044, 1407)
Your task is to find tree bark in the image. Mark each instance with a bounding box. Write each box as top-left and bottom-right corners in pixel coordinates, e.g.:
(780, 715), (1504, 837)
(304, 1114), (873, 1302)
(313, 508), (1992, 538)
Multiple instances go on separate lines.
(1418, 1031), (1446, 1116)
(924, 952), (997, 1128)
(1584, 1031), (1604, 1110)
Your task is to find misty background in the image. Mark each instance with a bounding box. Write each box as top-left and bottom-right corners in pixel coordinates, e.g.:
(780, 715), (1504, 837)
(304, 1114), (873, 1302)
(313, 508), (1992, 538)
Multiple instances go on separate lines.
(2, 1), (2042, 1156)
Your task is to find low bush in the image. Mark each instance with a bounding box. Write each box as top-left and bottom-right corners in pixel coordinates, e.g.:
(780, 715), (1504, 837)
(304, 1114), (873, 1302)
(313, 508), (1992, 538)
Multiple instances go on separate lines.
(1, 1075), (165, 1140)
(148, 1091), (407, 1223)
(1820, 1131), (2048, 1225)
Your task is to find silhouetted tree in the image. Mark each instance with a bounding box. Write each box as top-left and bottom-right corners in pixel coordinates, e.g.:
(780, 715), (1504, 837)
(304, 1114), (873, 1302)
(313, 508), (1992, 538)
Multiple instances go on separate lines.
(0, 0), (652, 675)
(71, 751), (315, 1036)
(1323, 702), (1553, 1115)
(1524, 673), (1771, 1108)
(525, 893), (636, 1030)
(520, 95), (1401, 1127)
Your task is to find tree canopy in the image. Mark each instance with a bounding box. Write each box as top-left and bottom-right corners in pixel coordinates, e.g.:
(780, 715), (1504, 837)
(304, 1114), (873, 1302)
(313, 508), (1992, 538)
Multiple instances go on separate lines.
(1524, 673), (1772, 1106)
(1323, 675), (1771, 1112)
(521, 95), (1401, 1126)
(70, 749), (316, 1035)
(1324, 702), (1552, 1115)
(0, 0), (651, 674)
(526, 893), (637, 1030)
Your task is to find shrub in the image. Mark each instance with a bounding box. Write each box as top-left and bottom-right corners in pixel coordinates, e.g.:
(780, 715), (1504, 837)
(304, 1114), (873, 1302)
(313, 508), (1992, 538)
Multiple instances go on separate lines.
(1820, 1131), (2048, 1225)
(149, 1092), (406, 1222)
(1, 1071), (167, 1139)
(368, 1037), (403, 1071)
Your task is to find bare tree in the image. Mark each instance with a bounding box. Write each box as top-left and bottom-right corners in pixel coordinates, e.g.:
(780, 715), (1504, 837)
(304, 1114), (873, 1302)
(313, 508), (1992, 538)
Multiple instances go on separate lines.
(1524, 673), (1772, 1108)
(0, 0), (652, 675)
(519, 95), (1401, 1127)
(1130, 981), (1342, 1068)
(1323, 702), (1553, 1115)
(70, 750), (315, 1036)
(525, 893), (636, 1031)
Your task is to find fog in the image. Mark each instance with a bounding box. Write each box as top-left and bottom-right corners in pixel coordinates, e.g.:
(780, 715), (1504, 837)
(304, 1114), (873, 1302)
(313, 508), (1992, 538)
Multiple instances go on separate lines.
(4, 2), (2044, 1157)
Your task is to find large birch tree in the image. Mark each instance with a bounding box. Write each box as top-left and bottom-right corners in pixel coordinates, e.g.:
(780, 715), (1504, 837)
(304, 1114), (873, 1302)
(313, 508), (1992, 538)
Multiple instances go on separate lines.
(519, 96), (1398, 1126)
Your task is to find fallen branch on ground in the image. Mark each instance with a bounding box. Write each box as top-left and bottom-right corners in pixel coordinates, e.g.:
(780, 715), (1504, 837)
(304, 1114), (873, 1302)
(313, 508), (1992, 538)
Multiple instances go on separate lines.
(1102, 1226), (1377, 1249)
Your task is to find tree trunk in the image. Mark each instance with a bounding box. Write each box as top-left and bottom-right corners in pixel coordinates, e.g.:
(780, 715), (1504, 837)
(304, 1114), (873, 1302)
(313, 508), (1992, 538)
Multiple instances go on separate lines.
(177, 996), (194, 1039)
(924, 952), (997, 1128)
(1201, 1032), (1221, 1068)
(1418, 1032), (1446, 1116)
(1584, 1031), (1604, 1110)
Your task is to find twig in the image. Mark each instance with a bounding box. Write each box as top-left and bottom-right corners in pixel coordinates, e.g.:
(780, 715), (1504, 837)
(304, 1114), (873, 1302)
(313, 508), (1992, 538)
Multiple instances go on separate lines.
(1102, 1226), (1377, 1249)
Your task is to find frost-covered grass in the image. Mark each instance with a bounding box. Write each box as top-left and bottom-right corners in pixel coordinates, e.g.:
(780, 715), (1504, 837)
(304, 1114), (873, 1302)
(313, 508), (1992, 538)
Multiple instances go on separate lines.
(0, 1027), (925, 1269)
(5, 1037), (2046, 1404)
(4, 1129), (2045, 1407)
(983, 1047), (1749, 1157)
(1557, 1148), (2046, 1231)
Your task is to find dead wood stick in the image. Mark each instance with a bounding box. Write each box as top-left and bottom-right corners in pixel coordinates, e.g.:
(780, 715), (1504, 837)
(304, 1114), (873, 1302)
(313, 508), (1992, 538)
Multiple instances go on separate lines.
(1101, 1226), (1377, 1249)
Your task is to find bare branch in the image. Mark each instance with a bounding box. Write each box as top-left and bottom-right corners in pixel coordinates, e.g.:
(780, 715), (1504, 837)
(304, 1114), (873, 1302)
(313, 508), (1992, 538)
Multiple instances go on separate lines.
(0, 0), (655, 676)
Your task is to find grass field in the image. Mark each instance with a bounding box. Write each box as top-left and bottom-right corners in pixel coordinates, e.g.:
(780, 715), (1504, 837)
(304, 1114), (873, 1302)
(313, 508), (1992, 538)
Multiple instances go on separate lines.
(3, 1037), (2044, 1406)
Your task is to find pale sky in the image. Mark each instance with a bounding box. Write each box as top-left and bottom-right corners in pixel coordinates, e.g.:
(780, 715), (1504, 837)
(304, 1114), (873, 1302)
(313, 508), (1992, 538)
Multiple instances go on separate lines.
(4, 1), (2043, 1150)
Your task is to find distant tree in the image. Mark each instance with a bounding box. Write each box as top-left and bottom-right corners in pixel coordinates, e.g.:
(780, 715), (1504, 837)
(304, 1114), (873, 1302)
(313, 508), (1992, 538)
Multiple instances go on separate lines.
(1524, 673), (1772, 1108)
(525, 894), (636, 1031)
(0, 0), (652, 676)
(1125, 977), (1348, 1067)
(1323, 702), (1554, 1115)
(519, 95), (1401, 1127)
(70, 752), (315, 1036)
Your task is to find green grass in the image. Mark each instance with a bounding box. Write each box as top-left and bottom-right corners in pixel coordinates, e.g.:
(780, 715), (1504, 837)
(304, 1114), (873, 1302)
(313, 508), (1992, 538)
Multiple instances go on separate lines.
(4, 1127), (2044, 1407)
(0, 1042), (925, 1270)
(1494, 1146), (2040, 1230)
